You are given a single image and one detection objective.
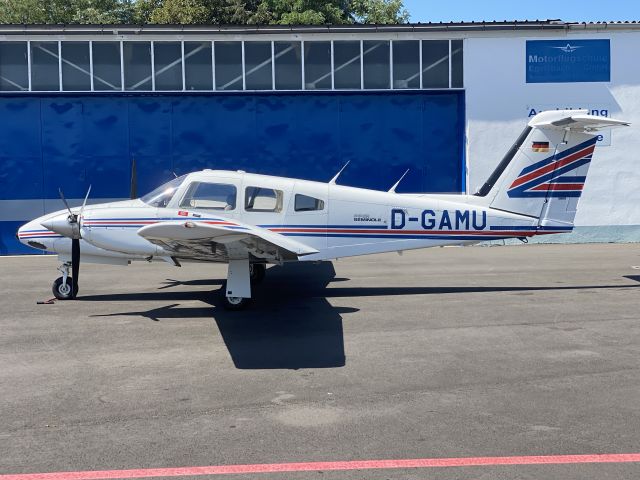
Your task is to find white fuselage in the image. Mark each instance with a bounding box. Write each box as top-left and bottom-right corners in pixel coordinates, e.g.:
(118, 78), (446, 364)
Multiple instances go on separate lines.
(17, 170), (556, 265)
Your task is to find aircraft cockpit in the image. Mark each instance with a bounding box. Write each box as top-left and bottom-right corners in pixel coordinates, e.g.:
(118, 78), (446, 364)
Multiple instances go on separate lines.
(140, 174), (187, 208)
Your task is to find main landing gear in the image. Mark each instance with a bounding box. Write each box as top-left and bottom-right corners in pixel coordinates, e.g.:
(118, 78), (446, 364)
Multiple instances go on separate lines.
(52, 262), (77, 300)
(249, 263), (266, 285)
(220, 261), (267, 311)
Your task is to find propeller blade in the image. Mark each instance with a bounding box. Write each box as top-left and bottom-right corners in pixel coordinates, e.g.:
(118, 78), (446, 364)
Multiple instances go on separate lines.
(80, 185), (92, 217)
(71, 238), (80, 299)
(130, 158), (137, 199)
(58, 188), (73, 217)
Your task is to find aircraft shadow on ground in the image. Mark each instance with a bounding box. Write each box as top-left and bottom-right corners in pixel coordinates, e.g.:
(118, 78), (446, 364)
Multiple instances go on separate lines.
(82, 266), (640, 370)
(87, 262), (352, 370)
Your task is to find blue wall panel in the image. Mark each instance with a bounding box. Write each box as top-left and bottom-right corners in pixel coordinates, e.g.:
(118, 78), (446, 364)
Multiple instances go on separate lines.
(0, 91), (464, 254)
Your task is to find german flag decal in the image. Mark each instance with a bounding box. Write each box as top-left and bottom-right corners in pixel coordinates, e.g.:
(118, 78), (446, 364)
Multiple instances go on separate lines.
(532, 141), (550, 153)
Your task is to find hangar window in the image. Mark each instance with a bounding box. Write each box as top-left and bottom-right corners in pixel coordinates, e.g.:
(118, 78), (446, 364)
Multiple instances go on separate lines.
(303, 41), (331, 90)
(215, 42), (243, 90)
(274, 42), (302, 90)
(363, 41), (390, 89)
(0, 36), (463, 93)
(451, 39), (464, 88)
(180, 182), (237, 211)
(123, 42), (152, 91)
(185, 41), (212, 91)
(294, 194), (325, 212)
(245, 187), (283, 212)
(392, 40), (419, 89)
(154, 42), (183, 91)
(61, 42), (91, 91)
(92, 42), (122, 91)
(333, 41), (361, 89)
(31, 42), (60, 91)
(244, 42), (273, 90)
(0, 42), (28, 91)
(422, 40), (449, 89)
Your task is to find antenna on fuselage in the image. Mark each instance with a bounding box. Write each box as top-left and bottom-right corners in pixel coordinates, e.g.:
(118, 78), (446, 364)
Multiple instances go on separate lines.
(388, 169), (410, 193)
(329, 161), (350, 185)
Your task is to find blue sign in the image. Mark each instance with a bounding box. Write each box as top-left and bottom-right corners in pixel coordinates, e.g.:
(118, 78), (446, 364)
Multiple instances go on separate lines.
(526, 39), (610, 83)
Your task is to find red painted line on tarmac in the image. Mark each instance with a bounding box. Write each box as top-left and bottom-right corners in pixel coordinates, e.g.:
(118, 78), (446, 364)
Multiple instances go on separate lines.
(2, 453), (640, 480)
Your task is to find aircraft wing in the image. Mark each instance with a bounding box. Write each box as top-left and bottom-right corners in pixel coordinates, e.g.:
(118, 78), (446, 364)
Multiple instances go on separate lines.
(137, 218), (318, 262)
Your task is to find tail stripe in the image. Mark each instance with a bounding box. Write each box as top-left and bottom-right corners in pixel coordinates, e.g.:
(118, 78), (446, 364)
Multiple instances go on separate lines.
(518, 138), (596, 175)
(507, 137), (597, 198)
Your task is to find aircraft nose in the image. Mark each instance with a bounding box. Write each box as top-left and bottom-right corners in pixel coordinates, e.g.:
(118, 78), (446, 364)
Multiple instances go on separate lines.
(16, 224), (25, 242)
(16, 220), (45, 246)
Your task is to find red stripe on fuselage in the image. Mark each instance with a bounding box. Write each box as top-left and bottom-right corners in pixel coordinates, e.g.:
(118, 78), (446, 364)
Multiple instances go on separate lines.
(270, 228), (538, 237)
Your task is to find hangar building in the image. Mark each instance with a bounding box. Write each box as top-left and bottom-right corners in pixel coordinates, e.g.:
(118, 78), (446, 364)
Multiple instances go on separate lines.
(0, 20), (638, 254)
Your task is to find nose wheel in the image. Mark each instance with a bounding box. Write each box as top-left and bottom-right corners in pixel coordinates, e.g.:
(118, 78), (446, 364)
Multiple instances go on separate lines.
(52, 262), (77, 300)
(52, 276), (76, 300)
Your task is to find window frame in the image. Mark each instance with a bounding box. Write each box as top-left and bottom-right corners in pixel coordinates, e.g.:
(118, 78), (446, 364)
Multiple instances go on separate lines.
(179, 181), (238, 211)
(294, 193), (325, 212)
(244, 186), (284, 213)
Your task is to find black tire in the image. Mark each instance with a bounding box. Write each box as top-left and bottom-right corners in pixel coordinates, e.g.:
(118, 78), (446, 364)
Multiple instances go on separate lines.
(52, 276), (76, 300)
(249, 263), (266, 285)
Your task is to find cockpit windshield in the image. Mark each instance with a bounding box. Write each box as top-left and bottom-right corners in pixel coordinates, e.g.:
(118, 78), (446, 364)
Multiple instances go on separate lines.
(141, 175), (187, 208)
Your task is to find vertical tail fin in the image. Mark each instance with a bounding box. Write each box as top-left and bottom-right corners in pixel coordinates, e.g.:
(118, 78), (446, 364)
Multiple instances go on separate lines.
(476, 110), (629, 229)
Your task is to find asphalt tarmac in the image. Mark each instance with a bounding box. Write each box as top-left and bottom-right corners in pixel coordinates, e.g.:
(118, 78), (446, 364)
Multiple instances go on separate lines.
(1, 243), (639, 479)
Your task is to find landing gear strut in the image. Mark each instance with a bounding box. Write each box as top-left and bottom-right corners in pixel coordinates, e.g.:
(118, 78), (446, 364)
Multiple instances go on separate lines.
(52, 262), (76, 300)
(220, 259), (267, 311)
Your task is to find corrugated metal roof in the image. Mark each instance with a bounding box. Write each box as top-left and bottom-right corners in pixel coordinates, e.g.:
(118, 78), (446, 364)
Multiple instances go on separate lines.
(0, 20), (637, 36)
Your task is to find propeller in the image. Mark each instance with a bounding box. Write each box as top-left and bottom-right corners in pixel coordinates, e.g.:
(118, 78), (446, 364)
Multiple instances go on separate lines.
(55, 186), (91, 298)
(130, 158), (137, 199)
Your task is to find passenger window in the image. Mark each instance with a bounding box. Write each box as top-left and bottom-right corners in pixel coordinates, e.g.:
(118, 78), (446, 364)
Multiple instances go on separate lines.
(245, 186), (283, 212)
(179, 182), (236, 210)
(294, 194), (325, 212)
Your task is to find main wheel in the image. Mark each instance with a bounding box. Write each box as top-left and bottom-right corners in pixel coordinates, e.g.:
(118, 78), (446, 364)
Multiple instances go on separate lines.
(249, 263), (266, 285)
(52, 276), (76, 300)
(220, 280), (251, 311)
(222, 294), (251, 311)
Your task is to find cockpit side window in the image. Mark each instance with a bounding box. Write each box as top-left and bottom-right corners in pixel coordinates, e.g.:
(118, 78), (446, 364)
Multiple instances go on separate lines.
(141, 175), (187, 208)
(179, 182), (237, 211)
(294, 194), (325, 212)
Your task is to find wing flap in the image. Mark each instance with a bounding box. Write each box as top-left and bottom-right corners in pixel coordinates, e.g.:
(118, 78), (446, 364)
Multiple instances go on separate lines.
(138, 220), (318, 261)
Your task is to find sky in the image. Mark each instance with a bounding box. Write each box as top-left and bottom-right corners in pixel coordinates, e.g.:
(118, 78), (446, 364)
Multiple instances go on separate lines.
(402, 0), (640, 23)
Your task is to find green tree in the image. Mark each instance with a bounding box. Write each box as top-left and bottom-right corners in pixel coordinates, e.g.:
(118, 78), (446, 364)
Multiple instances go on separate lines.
(0, 0), (409, 25)
(351, 0), (408, 24)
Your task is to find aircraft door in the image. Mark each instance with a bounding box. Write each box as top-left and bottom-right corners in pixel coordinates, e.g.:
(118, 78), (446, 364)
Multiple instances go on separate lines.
(282, 182), (329, 252)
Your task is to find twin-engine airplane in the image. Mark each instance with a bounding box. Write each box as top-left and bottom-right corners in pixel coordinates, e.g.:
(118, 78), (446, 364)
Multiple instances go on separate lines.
(17, 110), (629, 309)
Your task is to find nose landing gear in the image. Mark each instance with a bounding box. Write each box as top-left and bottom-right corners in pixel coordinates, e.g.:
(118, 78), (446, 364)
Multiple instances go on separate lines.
(52, 262), (76, 300)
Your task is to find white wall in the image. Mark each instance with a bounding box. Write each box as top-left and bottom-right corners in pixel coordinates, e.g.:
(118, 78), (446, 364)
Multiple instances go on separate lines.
(464, 29), (640, 227)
